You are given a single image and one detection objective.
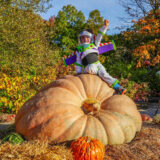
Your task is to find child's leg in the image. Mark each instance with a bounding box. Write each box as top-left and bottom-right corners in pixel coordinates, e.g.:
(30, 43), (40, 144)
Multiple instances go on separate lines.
(97, 63), (117, 86)
(97, 63), (127, 94)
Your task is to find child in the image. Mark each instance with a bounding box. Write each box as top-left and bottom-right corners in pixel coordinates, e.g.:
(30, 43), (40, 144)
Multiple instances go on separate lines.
(75, 20), (127, 95)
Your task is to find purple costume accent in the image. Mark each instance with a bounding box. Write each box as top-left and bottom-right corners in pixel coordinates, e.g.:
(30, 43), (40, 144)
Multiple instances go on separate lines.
(98, 44), (114, 54)
(65, 55), (77, 65)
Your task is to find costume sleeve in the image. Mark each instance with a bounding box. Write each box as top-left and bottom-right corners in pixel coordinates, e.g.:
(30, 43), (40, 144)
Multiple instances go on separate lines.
(95, 25), (108, 47)
(75, 51), (83, 74)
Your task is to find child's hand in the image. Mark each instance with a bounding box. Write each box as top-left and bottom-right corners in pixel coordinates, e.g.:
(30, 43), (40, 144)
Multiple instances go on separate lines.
(104, 20), (109, 27)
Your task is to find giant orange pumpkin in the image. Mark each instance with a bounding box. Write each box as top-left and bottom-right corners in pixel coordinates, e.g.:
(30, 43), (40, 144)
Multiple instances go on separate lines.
(15, 74), (142, 145)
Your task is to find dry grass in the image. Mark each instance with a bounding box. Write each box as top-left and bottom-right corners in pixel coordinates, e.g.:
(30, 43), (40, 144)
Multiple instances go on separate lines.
(0, 122), (159, 160)
(0, 140), (73, 160)
(104, 123), (160, 160)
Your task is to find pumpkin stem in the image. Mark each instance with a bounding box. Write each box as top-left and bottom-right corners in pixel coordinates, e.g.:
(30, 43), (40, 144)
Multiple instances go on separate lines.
(81, 98), (101, 115)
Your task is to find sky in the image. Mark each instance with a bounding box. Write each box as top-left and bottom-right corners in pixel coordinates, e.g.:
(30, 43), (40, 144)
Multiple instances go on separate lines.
(40, 0), (132, 35)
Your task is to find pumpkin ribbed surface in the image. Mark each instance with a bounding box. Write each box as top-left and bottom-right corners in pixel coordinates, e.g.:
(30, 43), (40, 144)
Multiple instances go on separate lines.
(15, 74), (142, 145)
(70, 136), (105, 160)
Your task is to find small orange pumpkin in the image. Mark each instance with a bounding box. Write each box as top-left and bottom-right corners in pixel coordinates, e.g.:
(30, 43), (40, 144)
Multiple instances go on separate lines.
(141, 114), (152, 122)
(70, 136), (105, 160)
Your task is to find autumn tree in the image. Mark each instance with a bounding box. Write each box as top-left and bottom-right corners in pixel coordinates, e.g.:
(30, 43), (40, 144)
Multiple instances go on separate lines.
(123, 9), (160, 68)
(118, 0), (160, 68)
(118, 0), (160, 93)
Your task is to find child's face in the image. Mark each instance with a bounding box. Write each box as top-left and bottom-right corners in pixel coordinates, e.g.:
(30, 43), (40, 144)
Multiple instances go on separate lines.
(80, 35), (91, 44)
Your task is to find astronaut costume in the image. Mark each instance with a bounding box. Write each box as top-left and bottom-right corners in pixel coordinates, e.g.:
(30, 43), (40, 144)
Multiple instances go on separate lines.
(75, 24), (126, 94)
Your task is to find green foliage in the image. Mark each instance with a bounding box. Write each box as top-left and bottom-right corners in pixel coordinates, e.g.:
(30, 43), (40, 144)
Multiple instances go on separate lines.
(0, 6), (47, 55)
(51, 5), (86, 54)
(0, 0), (52, 13)
(147, 68), (160, 93)
(86, 9), (109, 42)
(0, 4), (59, 76)
(102, 45), (134, 79)
(86, 10), (104, 34)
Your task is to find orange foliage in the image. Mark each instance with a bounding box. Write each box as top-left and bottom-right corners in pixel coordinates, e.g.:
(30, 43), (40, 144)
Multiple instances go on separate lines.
(135, 10), (160, 36)
(124, 10), (160, 68)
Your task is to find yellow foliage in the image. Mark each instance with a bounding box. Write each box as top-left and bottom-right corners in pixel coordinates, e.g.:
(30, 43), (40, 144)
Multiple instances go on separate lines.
(0, 67), (57, 113)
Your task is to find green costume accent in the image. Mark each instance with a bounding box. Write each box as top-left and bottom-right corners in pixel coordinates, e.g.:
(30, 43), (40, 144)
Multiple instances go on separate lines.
(76, 45), (83, 52)
(76, 43), (95, 52)
(2, 132), (24, 144)
(93, 61), (100, 64)
(62, 57), (67, 67)
(74, 62), (83, 67)
(98, 30), (105, 36)
(112, 40), (117, 50)
(111, 80), (119, 87)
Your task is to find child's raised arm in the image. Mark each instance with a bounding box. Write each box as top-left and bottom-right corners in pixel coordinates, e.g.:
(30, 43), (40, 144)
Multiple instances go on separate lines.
(95, 19), (109, 47)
